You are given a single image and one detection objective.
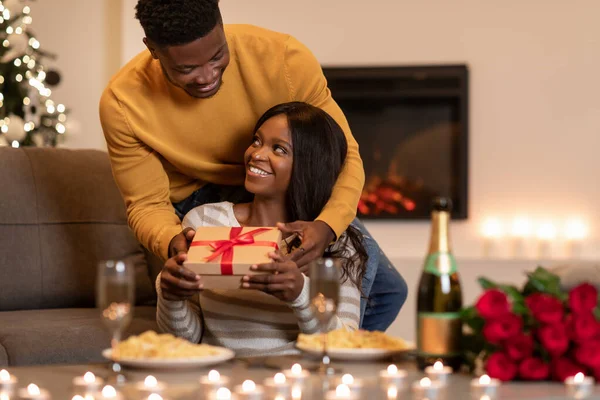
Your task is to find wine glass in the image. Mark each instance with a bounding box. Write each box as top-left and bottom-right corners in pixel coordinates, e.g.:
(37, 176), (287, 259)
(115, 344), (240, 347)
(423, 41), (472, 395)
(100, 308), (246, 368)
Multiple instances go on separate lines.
(96, 259), (135, 385)
(309, 258), (341, 376)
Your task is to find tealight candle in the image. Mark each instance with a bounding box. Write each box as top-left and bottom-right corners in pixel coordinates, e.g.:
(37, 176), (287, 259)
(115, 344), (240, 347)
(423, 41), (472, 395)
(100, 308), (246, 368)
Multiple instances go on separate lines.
(425, 361), (453, 385)
(470, 374), (500, 399)
(147, 394), (164, 400)
(411, 377), (442, 400)
(233, 380), (264, 400)
(386, 386), (398, 400)
(98, 385), (124, 400)
(72, 372), (104, 394)
(0, 369), (17, 394)
(199, 370), (230, 393)
(283, 364), (310, 386)
(263, 373), (290, 398)
(565, 372), (594, 399)
(135, 376), (166, 396)
(17, 384), (51, 400)
(324, 384), (358, 400)
(378, 365), (407, 389)
(213, 388), (231, 400)
(291, 385), (302, 400)
(333, 374), (363, 395)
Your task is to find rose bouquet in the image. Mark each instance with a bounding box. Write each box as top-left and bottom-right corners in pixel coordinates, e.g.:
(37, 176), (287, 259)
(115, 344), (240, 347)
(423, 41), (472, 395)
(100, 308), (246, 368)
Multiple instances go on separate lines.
(461, 267), (600, 382)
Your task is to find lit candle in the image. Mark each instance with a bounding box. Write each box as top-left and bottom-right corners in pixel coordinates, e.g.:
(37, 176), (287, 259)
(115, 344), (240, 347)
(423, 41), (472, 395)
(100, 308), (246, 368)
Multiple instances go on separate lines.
(135, 375), (166, 396)
(263, 373), (290, 398)
(470, 374), (500, 399)
(481, 217), (504, 258)
(283, 364), (310, 386)
(17, 384), (51, 400)
(411, 377), (442, 400)
(291, 385), (302, 400)
(378, 365), (407, 389)
(333, 374), (363, 395)
(213, 388), (231, 400)
(0, 369), (17, 394)
(97, 385), (124, 400)
(72, 372), (103, 394)
(510, 217), (532, 258)
(147, 394), (164, 400)
(536, 221), (557, 259)
(565, 372), (594, 399)
(565, 218), (588, 259)
(324, 384), (357, 400)
(233, 380), (264, 400)
(199, 370), (230, 393)
(386, 386), (398, 400)
(424, 361), (453, 385)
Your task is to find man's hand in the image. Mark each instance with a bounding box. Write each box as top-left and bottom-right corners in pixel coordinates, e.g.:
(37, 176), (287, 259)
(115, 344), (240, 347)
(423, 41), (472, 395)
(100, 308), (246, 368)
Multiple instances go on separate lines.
(241, 253), (304, 302)
(168, 227), (196, 258)
(276, 220), (335, 273)
(159, 253), (203, 301)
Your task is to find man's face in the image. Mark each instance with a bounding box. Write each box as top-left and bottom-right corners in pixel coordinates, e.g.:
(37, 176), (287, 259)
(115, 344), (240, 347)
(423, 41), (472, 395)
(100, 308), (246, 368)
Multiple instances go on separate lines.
(145, 25), (230, 99)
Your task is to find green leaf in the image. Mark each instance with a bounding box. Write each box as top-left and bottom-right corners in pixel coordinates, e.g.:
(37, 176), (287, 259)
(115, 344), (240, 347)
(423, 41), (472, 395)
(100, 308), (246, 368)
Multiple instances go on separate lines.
(500, 284), (524, 303)
(512, 301), (529, 316)
(460, 306), (485, 333)
(478, 277), (499, 290)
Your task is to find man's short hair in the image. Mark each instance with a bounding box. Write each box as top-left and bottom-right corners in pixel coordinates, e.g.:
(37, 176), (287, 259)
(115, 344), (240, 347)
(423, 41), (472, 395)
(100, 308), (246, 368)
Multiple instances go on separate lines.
(135, 0), (222, 47)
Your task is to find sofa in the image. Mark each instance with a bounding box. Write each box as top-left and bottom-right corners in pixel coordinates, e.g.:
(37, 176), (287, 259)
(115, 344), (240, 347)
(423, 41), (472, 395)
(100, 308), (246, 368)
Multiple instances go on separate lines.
(0, 147), (162, 366)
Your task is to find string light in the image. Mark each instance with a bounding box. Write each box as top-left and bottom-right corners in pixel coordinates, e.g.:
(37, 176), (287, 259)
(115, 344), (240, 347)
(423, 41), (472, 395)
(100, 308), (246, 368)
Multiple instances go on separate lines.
(23, 6), (31, 14)
(58, 114), (66, 122)
(11, 141), (19, 148)
(56, 123), (66, 134)
(15, 26), (22, 34)
(57, 104), (65, 113)
(6, 26), (13, 34)
(14, 58), (21, 67)
(1, 125), (7, 133)
(0, 75), (4, 84)
(23, 97), (30, 105)
(23, 16), (32, 24)
(3, 9), (10, 20)
(47, 104), (55, 114)
(27, 59), (35, 68)
(2, 40), (9, 47)
(16, 74), (23, 82)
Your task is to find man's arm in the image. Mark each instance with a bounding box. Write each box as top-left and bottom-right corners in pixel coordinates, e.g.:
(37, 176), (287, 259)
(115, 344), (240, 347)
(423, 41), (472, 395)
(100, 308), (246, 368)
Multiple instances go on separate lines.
(99, 87), (182, 260)
(283, 36), (365, 238)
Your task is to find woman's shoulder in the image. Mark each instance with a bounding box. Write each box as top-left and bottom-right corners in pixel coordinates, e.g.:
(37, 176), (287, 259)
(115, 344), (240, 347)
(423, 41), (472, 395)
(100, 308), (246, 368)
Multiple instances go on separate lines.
(181, 201), (238, 229)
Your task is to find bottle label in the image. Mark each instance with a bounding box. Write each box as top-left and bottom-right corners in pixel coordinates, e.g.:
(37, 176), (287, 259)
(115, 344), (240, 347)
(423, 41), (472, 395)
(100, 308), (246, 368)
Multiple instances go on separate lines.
(424, 252), (457, 277)
(417, 312), (462, 357)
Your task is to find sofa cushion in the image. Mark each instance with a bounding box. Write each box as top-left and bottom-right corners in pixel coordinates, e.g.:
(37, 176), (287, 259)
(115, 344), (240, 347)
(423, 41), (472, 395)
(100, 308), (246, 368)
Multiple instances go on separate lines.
(0, 307), (158, 366)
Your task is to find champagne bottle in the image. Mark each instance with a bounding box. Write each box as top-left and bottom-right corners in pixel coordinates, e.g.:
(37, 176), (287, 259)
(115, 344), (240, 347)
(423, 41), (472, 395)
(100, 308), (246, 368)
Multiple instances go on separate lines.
(416, 197), (463, 370)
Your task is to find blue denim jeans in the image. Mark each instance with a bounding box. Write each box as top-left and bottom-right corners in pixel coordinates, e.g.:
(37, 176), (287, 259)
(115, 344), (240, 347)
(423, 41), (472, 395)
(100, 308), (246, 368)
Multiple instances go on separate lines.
(173, 184), (408, 331)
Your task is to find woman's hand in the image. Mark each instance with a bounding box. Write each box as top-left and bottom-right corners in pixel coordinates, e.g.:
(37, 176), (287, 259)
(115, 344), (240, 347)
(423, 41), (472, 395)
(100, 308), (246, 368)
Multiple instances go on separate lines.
(241, 253), (304, 302)
(159, 252), (203, 301)
(276, 220), (335, 273)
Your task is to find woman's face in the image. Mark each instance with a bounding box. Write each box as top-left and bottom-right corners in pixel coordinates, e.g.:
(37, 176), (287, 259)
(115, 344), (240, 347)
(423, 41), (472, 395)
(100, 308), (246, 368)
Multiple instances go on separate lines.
(244, 114), (293, 198)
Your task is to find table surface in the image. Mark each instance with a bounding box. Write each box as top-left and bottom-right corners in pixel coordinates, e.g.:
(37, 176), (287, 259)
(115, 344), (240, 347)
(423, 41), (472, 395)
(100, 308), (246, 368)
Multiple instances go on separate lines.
(4, 356), (599, 400)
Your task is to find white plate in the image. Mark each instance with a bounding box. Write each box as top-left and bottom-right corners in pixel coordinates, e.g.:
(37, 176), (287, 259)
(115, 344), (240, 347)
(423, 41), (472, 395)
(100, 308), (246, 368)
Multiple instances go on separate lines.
(296, 341), (415, 361)
(102, 347), (235, 370)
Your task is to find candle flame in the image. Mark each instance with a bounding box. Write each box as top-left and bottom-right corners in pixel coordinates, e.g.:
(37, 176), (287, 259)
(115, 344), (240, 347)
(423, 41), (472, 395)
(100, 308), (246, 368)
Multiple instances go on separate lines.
(566, 219), (587, 240)
(274, 373), (286, 384)
(208, 370), (220, 382)
(148, 394), (163, 400)
(479, 374), (491, 385)
(242, 380), (256, 392)
(335, 384), (351, 397)
(274, 395), (285, 400)
(101, 385), (117, 398)
(84, 396), (95, 400)
(72, 396), (84, 400)
(341, 374), (354, 385)
(387, 386), (398, 399)
(420, 377), (431, 387)
(291, 385), (302, 400)
(83, 372), (96, 384)
(144, 375), (158, 388)
(0, 370), (9, 382)
(215, 387), (231, 400)
(482, 218), (503, 238)
(27, 384), (41, 396)
(480, 396), (491, 400)
(0, 394), (9, 400)
(511, 217), (532, 238)
(291, 363), (302, 375)
(574, 372), (585, 383)
(387, 365), (398, 375)
(433, 361), (444, 371)
(537, 222), (557, 240)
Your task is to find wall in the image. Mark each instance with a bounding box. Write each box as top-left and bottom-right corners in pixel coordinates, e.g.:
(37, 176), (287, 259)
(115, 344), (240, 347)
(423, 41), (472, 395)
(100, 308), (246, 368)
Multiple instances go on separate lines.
(120, 0), (600, 261)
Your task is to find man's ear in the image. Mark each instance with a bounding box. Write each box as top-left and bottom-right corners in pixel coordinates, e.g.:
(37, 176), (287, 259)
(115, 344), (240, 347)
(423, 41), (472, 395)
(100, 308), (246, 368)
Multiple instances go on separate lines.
(143, 37), (159, 59)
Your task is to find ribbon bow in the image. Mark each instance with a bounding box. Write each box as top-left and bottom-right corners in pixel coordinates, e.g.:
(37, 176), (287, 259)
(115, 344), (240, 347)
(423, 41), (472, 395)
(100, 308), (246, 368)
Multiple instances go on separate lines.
(190, 227), (278, 275)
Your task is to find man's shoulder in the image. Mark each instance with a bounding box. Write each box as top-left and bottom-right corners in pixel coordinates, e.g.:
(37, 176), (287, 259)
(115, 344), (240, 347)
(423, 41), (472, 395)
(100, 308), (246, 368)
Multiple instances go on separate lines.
(101, 50), (157, 102)
(225, 24), (293, 53)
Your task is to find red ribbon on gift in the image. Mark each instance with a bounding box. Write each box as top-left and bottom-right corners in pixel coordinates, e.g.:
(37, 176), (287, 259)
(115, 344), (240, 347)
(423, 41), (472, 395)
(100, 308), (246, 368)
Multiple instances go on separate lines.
(190, 227), (279, 275)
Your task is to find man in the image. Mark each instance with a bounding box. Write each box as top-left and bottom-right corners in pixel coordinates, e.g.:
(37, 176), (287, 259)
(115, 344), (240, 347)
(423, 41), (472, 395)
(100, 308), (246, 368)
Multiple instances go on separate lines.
(99, 0), (407, 331)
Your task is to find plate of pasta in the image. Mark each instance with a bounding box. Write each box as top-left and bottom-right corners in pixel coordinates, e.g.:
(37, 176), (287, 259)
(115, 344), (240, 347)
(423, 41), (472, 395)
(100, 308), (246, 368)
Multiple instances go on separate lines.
(102, 331), (235, 369)
(296, 329), (414, 361)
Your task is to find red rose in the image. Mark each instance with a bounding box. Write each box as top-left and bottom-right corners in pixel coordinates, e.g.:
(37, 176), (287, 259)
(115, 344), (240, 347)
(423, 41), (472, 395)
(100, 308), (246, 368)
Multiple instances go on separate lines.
(551, 357), (586, 382)
(526, 293), (564, 324)
(505, 333), (534, 361)
(476, 289), (511, 320)
(591, 366), (600, 382)
(567, 313), (598, 343)
(486, 352), (518, 381)
(519, 357), (550, 380)
(538, 324), (569, 357)
(569, 283), (598, 315)
(483, 313), (523, 344)
(574, 340), (600, 368)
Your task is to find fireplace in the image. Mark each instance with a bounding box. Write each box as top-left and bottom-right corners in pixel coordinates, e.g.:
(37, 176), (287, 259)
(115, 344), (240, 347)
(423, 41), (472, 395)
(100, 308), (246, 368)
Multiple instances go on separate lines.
(323, 65), (469, 220)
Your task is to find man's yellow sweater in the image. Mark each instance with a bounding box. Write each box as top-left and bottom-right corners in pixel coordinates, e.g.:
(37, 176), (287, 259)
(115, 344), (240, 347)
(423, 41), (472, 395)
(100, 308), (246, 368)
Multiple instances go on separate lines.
(99, 25), (364, 260)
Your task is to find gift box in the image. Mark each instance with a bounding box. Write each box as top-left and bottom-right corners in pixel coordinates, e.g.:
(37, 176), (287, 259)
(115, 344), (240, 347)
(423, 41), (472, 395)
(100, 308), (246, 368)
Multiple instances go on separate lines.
(183, 226), (282, 289)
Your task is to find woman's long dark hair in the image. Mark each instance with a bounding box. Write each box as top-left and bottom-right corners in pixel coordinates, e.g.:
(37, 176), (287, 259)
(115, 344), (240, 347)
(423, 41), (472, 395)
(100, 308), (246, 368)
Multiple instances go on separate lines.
(253, 102), (368, 290)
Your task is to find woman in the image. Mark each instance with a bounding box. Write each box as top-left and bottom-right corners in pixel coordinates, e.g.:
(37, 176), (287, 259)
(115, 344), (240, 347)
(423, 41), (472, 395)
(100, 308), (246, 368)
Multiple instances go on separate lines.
(156, 102), (367, 356)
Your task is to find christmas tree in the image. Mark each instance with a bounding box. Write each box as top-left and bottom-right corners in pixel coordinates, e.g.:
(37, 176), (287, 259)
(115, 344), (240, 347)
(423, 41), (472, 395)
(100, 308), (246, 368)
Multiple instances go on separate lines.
(0, 0), (67, 148)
